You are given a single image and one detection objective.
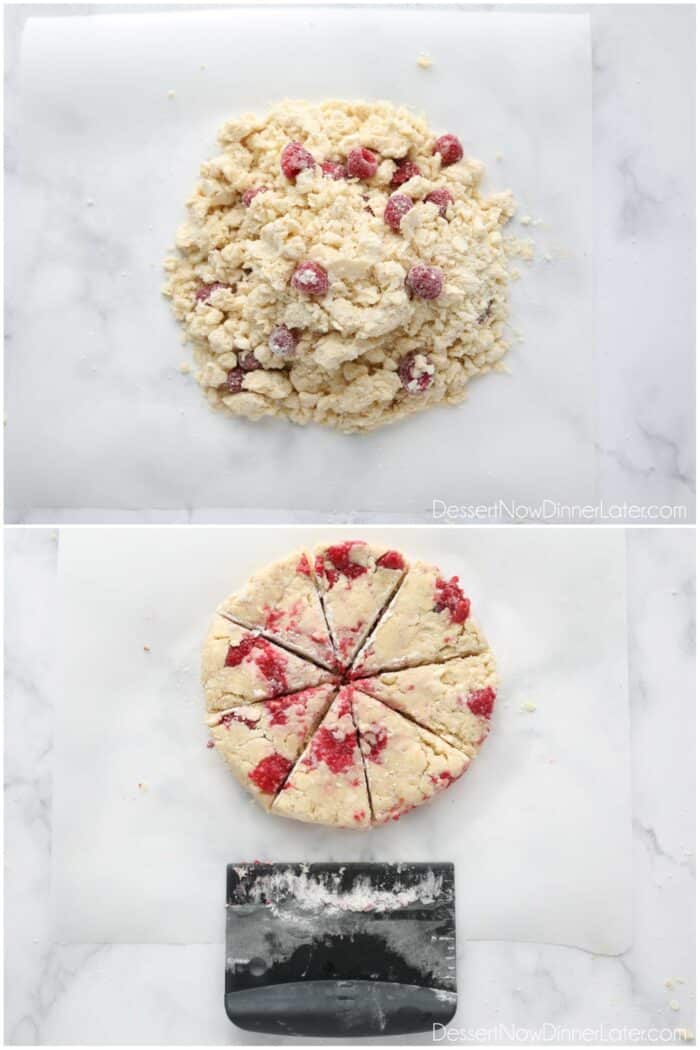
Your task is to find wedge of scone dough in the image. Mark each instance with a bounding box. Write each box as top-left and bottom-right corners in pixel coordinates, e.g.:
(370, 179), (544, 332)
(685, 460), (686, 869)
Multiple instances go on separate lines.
(352, 690), (470, 824)
(353, 652), (497, 756)
(271, 688), (370, 828)
(203, 615), (337, 713)
(207, 684), (337, 808)
(351, 561), (487, 677)
(217, 550), (337, 669)
(313, 540), (408, 669)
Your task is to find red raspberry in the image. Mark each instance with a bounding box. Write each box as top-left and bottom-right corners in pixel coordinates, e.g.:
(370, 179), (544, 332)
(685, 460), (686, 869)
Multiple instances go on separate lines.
(291, 261), (329, 298)
(280, 141), (315, 180)
(424, 188), (454, 217)
(242, 186), (268, 207)
(434, 576), (470, 624)
(406, 264), (443, 300)
(391, 159), (422, 187)
(268, 325), (298, 357)
(224, 367), (245, 393)
(467, 687), (496, 718)
(249, 753), (293, 795)
(238, 351), (261, 372)
(433, 134), (464, 167)
(376, 550), (405, 571)
(397, 351), (434, 394)
(346, 147), (378, 180)
(384, 193), (414, 232)
(321, 160), (347, 180)
(195, 281), (228, 303)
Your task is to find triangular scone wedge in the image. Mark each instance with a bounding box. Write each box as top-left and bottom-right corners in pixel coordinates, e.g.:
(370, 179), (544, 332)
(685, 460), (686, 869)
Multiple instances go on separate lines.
(207, 684), (337, 809)
(352, 690), (470, 824)
(202, 615), (337, 713)
(313, 541), (408, 669)
(217, 550), (337, 669)
(351, 562), (487, 677)
(271, 687), (370, 828)
(353, 652), (498, 756)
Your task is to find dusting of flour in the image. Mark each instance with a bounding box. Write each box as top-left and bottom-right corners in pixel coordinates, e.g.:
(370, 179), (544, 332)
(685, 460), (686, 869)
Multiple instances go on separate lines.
(232, 864), (445, 913)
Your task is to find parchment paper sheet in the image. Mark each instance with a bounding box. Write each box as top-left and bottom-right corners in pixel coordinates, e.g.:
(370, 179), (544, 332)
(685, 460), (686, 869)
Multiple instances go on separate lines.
(8, 8), (594, 521)
(52, 527), (633, 954)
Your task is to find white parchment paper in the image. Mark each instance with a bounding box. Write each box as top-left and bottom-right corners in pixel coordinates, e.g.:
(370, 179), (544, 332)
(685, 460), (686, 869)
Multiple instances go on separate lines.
(52, 528), (633, 954)
(8, 8), (594, 521)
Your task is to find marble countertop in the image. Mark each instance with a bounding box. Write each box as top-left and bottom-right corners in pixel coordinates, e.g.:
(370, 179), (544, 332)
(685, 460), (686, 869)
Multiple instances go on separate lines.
(4, 3), (696, 524)
(4, 526), (695, 1044)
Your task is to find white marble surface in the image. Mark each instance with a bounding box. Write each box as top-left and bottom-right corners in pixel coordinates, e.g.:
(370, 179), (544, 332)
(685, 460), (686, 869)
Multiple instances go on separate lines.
(4, 526), (695, 1044)
(4, 4), (695, 524)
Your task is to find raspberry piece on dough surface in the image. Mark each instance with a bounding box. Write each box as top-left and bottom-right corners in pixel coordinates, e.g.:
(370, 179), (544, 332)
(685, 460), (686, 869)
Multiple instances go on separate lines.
(290, 261), (329, 297)
(398, 351), (435, 393)
(424, 188), (454, 217)
(352, 690), (470, 824)
(384, 193), (414, 231)
(201, 616), (336, 712)
(207, 684), (337, 808)
(390, 158), (422, 187)
(321, 160), (347, 180)
(216, 550), (337, 668)
(433, 134), (464, 166)
(313, 541), (408, 668)
(351, 561), (487, 677)
(353, 652), (498, 755)
(271, 688), (371, 828)
(281, 141), (315, 180)
(406, 264), (444, 300)
(346, 147), (378, 180)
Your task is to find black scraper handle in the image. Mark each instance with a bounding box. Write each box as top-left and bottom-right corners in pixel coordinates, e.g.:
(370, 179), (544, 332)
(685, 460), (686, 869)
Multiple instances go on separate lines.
(226, 979), (457, 1037)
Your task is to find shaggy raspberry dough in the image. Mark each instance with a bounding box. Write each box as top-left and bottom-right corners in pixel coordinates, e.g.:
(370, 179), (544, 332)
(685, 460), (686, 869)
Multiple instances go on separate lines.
(217, 550), (336, 669)
(163, 100), (525, 433)
(204, 542), (497, 826)
(271, 690), (371, 828)
(352, 561), (487, 677)
(207, 684), (336, 808)
(201, 616), (336, 712)
(313, 541), (406, 668)
(353, 652), (497, 755)
(352, 689), (470, 824)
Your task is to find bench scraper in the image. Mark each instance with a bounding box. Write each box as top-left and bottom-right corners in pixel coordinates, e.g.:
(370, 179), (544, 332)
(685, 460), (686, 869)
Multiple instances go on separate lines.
(225, 861), (457, 1037)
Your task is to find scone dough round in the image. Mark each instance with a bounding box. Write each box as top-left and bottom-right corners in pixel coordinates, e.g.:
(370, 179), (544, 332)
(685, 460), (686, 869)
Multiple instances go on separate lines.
(165, 100), (521, 432)
(202, 540), (498, 827)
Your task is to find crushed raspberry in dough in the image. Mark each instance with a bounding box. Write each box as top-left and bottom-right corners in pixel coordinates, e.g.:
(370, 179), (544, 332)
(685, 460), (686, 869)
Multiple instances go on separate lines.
(353, 652), (498, 755)
(207, 683), (335, 807)
(271, 689), (371, 828)
(201, 615), (335, 712)
(352, 689), (470, 824)
(164, 100), (525, 432)
(352, 560), (487, 677)
(313, 540), (407, 668)
(217, 549), (336, 668)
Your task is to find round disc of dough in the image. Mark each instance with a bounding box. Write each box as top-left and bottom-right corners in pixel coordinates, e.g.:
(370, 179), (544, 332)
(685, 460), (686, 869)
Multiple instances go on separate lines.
(202, 541), (498, 827)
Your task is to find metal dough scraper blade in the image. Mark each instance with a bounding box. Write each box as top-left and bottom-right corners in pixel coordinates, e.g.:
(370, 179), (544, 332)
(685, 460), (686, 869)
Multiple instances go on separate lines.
(225, 861), (457, 1038)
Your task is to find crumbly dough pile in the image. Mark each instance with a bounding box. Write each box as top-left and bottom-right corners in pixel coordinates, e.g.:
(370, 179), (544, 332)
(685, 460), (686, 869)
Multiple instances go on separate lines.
(202, 540), (498, 826)
(165, 100), (522, 432)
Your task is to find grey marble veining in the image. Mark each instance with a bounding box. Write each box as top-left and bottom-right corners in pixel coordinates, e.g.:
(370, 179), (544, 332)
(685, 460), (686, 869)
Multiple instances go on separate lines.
(4, 526), (695, 1044)
(3, 4), (695, 524)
